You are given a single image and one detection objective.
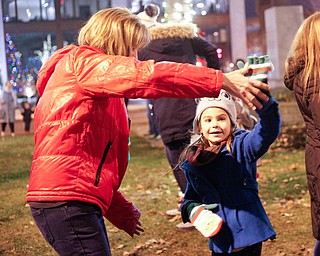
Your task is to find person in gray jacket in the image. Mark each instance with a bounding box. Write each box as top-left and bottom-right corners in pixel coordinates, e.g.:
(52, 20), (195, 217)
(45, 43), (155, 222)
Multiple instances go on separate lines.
(0, 81), (17, 137)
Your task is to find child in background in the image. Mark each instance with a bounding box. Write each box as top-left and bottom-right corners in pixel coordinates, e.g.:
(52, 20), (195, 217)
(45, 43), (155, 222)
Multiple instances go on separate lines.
(21, 102), (34, 133)
(234, 98), (257, 130)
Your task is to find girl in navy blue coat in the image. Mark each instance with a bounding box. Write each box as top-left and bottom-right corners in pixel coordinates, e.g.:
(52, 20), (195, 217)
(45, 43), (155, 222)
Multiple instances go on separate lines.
(179, 89), (281, 255)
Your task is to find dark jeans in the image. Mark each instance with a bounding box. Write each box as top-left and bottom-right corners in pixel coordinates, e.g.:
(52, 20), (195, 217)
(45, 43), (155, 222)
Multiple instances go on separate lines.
(1, 122), (14, 133)
(146, 99), (159, 135)
(165, 139), (189, 194)
(212, 242), (262, 256)
(24, 120), (31, 132)
(31, 201), (111, 256)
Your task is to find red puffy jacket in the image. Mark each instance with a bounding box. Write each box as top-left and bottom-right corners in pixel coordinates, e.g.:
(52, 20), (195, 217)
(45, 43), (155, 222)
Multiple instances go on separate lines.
(27, 45), (222, 236)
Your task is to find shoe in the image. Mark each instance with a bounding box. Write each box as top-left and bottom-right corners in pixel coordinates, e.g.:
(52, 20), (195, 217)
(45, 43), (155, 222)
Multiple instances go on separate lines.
(153, 134), (161, 140)
(176, 222), (195, 231)
(11, 133), (15, 137)
(145, 133), (156, 139)
(166, 208), (181, 216)
(177, 195), (184, 211)
(1, 132), (4, 137)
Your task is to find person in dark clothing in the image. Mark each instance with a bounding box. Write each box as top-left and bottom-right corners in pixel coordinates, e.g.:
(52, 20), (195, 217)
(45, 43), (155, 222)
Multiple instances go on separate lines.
(138, 22), (220, 229)
(21, 101), (34, 133)
(138, 4), (161, 139)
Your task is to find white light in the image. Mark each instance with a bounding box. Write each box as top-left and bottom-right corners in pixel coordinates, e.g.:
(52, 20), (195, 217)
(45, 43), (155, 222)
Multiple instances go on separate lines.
(174, 3), (183, 12)
(162, 2), (167, 8)
(201, 11), (207, 15)
(229, 63), (235, 68)
(197, 3), (205, 8)
(47, 7), (55, 19)
(172, 12), (182, 20)
(26, 8), (31, 18)
(25, 87), (34, 98)
(184, 14), (193, 22)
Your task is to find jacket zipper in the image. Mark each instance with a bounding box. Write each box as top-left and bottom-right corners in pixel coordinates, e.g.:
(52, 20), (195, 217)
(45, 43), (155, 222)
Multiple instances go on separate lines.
(94, 141), (112, 186)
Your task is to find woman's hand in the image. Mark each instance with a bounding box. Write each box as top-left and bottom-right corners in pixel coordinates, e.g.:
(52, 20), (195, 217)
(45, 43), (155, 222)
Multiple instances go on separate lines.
(132, 220), (144, 237)
(222, 66), (270, 110)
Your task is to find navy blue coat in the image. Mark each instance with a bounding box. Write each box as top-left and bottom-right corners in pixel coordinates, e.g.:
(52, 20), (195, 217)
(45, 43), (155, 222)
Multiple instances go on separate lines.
(180, 97), (281, 253)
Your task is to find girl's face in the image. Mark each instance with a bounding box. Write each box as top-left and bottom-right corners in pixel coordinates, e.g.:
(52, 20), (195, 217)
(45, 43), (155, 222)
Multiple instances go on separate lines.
(199, 107), (232, 146)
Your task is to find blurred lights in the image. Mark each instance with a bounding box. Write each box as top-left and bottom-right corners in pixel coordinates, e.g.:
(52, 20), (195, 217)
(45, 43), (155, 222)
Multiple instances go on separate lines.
(217, 48), (223, 59)
(197, 3), (205, 8)
(26, 8), (31, 18)
(174, 3), (183, 11)
(25, 86), (35, 98)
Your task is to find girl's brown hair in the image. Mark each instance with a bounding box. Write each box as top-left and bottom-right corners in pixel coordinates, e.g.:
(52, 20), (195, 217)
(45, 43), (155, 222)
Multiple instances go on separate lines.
(178, 131), (234, 166)
(78, 7), (149, 56)
(285, 12), (320, 96)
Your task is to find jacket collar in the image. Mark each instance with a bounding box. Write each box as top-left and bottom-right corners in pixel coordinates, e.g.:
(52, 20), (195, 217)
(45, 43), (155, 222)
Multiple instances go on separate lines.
(149, 23), (198, 40)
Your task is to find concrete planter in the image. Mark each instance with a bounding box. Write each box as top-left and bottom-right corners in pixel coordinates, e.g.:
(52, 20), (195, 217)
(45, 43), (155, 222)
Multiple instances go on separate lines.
(278, 101), (303, 126)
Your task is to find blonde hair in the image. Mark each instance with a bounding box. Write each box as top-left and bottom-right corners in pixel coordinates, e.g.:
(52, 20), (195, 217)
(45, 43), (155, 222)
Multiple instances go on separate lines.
(78, 7), (149, 56)
(285, 12), (320, 96)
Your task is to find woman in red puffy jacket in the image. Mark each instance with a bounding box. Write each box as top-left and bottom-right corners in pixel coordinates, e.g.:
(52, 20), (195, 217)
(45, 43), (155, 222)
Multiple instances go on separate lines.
(26, 7), (270, 256)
